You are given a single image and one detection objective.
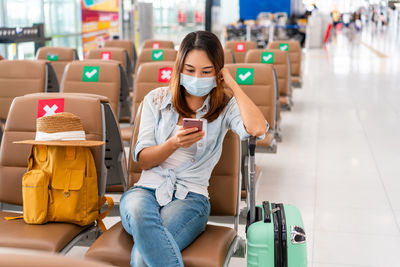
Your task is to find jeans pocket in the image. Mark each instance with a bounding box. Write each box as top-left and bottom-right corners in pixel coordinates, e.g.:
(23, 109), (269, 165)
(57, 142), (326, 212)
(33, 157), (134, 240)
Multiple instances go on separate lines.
(202, 198), (211, 216)
(189, 192), (210, 217)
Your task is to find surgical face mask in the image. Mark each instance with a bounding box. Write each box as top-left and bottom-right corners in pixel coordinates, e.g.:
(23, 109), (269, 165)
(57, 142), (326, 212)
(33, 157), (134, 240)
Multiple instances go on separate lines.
(180, 73), (217, 97)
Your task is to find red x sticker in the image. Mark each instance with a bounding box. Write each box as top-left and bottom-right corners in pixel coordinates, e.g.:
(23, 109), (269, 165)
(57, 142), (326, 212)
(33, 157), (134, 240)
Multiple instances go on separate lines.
(158, 67), (173, 83)
(152, 42), (161, 49)
(235, 42), (245, 52)
(100, 51), (112, 60)
(37, 99), (64, 118)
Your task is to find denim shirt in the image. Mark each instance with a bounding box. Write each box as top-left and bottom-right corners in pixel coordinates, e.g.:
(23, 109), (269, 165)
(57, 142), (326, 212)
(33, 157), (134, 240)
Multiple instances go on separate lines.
(133, 87), (268, 206)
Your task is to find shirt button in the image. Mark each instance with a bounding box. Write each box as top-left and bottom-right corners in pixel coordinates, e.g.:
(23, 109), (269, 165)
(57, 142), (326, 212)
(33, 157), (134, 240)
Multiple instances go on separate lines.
(198, 143), (203, 147)
(191, 158), (195, 163)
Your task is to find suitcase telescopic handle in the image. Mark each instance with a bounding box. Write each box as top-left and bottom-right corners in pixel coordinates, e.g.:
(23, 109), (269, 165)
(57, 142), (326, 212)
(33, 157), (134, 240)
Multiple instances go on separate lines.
(248, 136), (257, 224)
(262, 201), (271, 223)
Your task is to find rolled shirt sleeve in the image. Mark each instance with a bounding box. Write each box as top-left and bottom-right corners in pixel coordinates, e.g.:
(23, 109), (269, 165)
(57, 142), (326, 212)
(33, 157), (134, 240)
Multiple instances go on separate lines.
(133, 94), (158, 162)
(225, 97), (269, 140)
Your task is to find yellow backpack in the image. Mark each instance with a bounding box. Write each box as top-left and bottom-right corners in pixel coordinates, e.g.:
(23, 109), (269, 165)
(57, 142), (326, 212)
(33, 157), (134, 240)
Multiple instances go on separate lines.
(6, 145), (113, 232)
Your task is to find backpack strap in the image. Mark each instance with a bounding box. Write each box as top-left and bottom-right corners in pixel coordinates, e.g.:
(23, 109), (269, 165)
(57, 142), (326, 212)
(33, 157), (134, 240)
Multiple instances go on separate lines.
(96, 196), (114, 233)
(37, 145), (47, 162)
(27, 147), (34, 169)
(4, 215), (23, 221)
(5, 196), (115, 224)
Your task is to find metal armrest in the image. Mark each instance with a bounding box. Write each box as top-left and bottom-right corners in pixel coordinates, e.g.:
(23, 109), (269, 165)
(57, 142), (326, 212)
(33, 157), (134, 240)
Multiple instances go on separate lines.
(103, 103), (128, 190)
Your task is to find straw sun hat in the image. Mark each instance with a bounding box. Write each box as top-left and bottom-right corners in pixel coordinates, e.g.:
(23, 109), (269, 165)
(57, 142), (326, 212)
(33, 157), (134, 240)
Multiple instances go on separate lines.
(14, 112), (104, 147)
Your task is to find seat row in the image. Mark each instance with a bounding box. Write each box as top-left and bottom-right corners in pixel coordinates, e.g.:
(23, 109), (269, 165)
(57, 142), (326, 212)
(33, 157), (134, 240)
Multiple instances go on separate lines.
(0, 38), (304, 266)
(82, 40), (304, 266)
(224, 40), (303, 87)
(0, 38), (303, 197)
(36, 39), (174, 85)
(84, 53), (302, 263)
(0, 38), (301, 134)
(0, 91), (242, 267)
(0, 39), (174, 141)
(0, 59), (130, 140)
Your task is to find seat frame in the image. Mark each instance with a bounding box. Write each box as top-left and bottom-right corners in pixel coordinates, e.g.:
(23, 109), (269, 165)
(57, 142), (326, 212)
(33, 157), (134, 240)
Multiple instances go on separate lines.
(45, 63), (60, 93)
(271, 68), (282, 144)
(102, 103), (128, 191)
(117, 64), (131, 119)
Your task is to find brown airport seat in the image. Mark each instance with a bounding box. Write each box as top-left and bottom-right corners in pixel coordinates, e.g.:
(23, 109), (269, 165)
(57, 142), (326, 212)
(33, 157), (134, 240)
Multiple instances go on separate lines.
(141, 39), (174, 50)
(224, 63), (277, 152)
(120, 61), (174, 143)
(104, 39), (137, 72)
(0, 93), (108, 253)
(103, 41), (137, 114)
(135, 48), (177, 75)
(60, 62), (129, 189)
(0, 252), (112, 267)
(26, 92), (128, 193)
(224, 41), (257, 63)
(61, 60), (131, 120)
(132, 62), (175, 119)
(224, 49), (235, 64)
(86, 103), (242, 267)
(36, 46), (79, 84)
(87, 47), (133, 88)
(245, 49), (293, 110)
(267, 40), (302, 87)
(0, 60), (58, 143)
(224, 63), (277, 200)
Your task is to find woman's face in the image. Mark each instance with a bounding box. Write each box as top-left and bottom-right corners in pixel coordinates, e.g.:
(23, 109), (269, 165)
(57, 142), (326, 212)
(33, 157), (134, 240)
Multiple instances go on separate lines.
(182, 49), (216, 78)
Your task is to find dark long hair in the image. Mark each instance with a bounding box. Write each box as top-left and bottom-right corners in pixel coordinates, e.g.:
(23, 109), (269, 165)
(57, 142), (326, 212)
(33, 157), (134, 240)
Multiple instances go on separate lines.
(170, 31), (230, 122)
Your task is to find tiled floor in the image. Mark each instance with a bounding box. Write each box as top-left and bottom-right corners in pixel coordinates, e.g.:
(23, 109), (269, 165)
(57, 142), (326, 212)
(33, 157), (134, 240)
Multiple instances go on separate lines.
(2, 25), (400, 267)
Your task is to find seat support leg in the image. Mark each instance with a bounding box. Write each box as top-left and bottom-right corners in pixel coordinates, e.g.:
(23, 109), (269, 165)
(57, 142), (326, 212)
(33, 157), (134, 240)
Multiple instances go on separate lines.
(0, 120), (4, 144)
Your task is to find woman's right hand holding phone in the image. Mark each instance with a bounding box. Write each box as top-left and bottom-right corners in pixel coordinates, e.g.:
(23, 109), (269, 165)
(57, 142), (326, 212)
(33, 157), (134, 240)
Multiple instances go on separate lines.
(139, 127), (204, 170)
(171, 127), (204, 149)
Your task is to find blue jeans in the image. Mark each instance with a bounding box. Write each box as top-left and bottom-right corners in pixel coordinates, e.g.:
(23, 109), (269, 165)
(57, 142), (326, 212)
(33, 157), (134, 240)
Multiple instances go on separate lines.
(119, 186), (210, 267)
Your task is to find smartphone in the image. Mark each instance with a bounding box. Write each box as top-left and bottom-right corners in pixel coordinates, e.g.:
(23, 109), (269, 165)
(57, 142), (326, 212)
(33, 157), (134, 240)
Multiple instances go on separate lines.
(182, 118), (203, 132)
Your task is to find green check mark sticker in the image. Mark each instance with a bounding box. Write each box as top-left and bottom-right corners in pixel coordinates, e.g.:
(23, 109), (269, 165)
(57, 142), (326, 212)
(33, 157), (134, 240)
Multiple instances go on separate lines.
(151, 50), (164, 61)
(82, 66), (99, 82)
(47, 53), (59, 61)
(261, 52), (274, 64)
(236, 68), (254, 85)
(279, 43), (289, 51)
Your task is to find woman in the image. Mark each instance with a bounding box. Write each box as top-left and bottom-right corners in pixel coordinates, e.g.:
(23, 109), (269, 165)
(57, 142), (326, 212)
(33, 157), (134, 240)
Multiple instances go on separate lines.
(120, 31), (267, 267)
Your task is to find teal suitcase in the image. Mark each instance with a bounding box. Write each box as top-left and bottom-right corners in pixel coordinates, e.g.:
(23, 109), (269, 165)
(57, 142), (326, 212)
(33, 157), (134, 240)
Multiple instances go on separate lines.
(246, 137), (307, 267)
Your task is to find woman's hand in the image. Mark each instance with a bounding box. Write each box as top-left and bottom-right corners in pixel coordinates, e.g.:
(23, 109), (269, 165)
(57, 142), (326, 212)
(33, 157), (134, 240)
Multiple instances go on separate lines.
(171, 127), (205, 149)
(219, 67), (236, 89)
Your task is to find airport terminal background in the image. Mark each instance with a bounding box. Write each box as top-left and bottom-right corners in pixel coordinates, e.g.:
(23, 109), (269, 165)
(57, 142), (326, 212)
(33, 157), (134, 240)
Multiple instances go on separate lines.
(1, 0), (400, 266)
